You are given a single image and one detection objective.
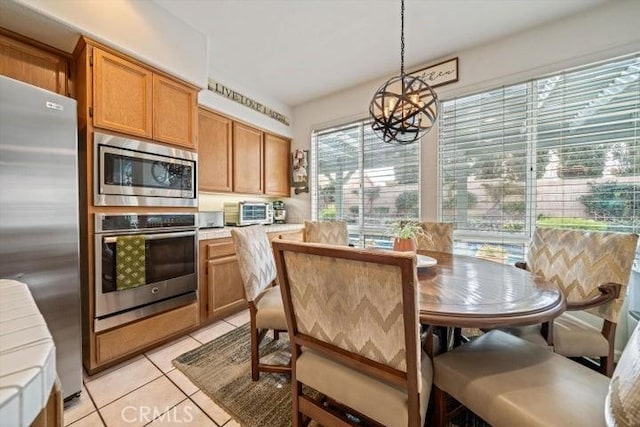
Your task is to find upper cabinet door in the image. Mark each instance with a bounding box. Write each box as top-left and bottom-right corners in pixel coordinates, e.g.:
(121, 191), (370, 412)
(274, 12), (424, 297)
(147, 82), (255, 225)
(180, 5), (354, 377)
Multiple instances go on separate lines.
(0, 33), (68, 96)
(233, 122), (264, 194)
(198, 108), (233, 192)
(152, 74), (197, 149)
(93, 48), (153, 138)
(264, 133), (290, 196)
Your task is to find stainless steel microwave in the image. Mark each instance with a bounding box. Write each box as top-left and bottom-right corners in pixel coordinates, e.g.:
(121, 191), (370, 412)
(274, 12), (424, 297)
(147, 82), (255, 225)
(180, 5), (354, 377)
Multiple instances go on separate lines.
(224, 202), (273, 226)
(94, 132), (197, 207)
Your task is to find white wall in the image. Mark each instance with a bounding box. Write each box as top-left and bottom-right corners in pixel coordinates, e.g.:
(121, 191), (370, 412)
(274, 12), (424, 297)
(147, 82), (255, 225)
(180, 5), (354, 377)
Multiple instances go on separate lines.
(16, 0), (208, 88)
(198, 74), (293, 138)
(291, 0), (640, 224)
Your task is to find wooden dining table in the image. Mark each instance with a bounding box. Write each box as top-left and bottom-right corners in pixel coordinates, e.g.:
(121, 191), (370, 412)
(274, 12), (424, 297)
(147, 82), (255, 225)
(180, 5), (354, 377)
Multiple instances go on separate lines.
(417, 250), (566, 330)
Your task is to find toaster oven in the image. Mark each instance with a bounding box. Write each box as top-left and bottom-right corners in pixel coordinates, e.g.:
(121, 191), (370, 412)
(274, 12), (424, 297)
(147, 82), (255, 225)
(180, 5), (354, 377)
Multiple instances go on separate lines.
(224, 202), (273, 226)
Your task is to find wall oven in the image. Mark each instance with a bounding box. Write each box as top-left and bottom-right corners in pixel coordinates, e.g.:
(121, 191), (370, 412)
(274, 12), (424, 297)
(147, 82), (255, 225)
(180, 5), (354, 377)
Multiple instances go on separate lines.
(94, 213), (197, 332)
(94, 131), (197, 207)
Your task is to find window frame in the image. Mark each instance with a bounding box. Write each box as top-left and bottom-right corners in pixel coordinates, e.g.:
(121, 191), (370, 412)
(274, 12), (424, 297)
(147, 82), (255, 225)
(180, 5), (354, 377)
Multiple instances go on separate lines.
(311, 117), (422, 246)
(438, 53), (640, 268)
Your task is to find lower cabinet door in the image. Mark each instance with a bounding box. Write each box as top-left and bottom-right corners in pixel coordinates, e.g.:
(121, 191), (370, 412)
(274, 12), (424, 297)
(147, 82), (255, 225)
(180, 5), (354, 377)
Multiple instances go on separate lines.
(206, 256), (247, 318)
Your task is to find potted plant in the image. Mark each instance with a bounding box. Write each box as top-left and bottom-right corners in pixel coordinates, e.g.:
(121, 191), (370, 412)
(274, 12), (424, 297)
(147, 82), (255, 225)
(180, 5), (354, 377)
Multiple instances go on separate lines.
(389, 221), (430, 252)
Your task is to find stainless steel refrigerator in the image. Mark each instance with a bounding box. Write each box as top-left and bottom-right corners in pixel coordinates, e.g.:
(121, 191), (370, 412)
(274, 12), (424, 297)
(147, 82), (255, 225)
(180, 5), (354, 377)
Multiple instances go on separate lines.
(0, 75), (82, 400)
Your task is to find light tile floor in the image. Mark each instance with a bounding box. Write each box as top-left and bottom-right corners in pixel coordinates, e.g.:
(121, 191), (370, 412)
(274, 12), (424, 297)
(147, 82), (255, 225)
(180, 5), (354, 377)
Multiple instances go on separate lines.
(64, 311), (250, 426)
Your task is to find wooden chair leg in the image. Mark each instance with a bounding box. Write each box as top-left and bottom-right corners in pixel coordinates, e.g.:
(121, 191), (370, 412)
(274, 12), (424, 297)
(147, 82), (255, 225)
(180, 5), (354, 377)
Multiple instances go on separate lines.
(430, 385), (448, 427)
(600, 356), (613, 377)
(250, 324), (260, 381)
(453, 327), (463, 347)
(601, 321), (616, 377)
(292, 379), (303, 427)
(541, 321), (554, 346)
(274, 330), (280, 341)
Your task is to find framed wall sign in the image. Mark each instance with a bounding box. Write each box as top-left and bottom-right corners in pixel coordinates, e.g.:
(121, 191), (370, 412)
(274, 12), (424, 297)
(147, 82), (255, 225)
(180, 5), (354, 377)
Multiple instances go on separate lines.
(409, 57), (458, 88)
(292, 149), (309, 194)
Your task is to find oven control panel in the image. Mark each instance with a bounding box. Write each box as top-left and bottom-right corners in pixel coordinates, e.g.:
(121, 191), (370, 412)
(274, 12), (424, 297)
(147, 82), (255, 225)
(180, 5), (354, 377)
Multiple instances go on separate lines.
(96, 213), (196, 233)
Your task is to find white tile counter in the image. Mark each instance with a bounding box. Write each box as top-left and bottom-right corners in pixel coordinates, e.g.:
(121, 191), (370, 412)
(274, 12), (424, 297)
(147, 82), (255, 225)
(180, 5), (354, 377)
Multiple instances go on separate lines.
(198, 223), (304, 240)
(0, 280), (56, 427)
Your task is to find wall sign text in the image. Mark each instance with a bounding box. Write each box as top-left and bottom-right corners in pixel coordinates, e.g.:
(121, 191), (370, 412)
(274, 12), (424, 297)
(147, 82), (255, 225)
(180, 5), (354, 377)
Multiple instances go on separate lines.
(208, 78), (290, 126)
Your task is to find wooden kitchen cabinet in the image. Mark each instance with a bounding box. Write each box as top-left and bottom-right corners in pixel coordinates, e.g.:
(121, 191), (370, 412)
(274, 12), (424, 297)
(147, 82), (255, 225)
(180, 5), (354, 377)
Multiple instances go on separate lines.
(264, 133), (291, 196)
(95, 302), (199, 364)
(92, 48), (153, 138)
(79, 39), (199, 148)
(199, 238), (247, 322)
(0, 32), (69, 96)
(198, 107), (233, 192)
(153, 74), (197, 149)
(197, 106), (291, 196)
(233, 122), (264, 194)
(198, 230), (302, 323)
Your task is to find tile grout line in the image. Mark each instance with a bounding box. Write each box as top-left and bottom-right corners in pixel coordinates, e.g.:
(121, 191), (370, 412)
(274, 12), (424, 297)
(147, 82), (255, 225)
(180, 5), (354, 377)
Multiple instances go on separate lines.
(66, 383), (107, 427)
(70, 319), (245, 426)
(141, 396), (190, 427)
(156, 351), (222, 426)
(185, 394), (228, 427)
(91, 369), (164, 415)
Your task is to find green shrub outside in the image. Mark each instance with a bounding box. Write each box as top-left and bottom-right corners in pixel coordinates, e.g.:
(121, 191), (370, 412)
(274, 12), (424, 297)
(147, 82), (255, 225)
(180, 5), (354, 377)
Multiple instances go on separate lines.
(536, 216), (608, 231)
(320, 205), (337, 220)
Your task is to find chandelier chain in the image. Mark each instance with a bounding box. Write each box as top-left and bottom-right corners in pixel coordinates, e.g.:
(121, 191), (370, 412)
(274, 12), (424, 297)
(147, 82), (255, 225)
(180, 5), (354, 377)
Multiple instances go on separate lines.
(369, 0), (438, 144)
(400, 0), (405, 75)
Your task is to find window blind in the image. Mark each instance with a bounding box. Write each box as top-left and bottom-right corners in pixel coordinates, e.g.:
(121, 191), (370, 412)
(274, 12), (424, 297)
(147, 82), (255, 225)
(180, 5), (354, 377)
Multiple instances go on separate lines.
(313, 119), (420, 246)
(440, 83), (530, 236)
(440, 53), (640, 266)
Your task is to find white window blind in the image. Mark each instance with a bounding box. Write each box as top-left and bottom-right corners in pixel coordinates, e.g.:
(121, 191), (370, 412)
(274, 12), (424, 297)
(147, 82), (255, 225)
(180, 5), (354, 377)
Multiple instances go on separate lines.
(440, 53), (640, 266)
(312, 119), (420, 246)
(440, 83), (530, 236)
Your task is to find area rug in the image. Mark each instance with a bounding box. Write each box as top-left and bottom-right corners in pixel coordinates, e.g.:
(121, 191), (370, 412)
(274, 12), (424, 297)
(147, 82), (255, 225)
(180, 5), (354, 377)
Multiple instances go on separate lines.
(173, 323), (487, 427)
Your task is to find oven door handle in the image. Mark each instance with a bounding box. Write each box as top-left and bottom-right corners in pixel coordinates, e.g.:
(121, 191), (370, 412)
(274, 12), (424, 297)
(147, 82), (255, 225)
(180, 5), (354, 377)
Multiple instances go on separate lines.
(102, 231), (196, 243)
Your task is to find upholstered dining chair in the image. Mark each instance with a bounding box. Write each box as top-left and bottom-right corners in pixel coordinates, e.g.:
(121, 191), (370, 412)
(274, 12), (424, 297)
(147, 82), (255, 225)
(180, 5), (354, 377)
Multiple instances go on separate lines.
(303, 220), (350, 245)
(505, 227), (638, 376)
(431, 322), (640, 427)
(273, 240), (432, 427)
(416, 222), (453, 253)
(230, 226), (290, 381)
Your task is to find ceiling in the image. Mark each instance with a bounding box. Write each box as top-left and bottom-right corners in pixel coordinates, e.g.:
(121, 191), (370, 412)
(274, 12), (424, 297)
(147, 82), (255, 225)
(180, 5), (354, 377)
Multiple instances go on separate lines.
(154, 0), (608, 107)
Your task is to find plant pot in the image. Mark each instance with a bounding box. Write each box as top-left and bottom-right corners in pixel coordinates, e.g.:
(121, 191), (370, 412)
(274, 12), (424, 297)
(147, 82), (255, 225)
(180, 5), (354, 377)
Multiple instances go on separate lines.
(393, 237), (417, 252)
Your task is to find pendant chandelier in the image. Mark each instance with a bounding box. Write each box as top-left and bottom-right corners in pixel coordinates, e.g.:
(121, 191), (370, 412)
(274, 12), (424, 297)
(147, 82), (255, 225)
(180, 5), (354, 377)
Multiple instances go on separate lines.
(369, 0), (438, 145)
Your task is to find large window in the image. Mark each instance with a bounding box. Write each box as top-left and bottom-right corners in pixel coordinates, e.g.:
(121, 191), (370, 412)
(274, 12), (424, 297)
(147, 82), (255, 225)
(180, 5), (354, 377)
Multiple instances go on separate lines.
(440, 54), (640, 266)
(312, 120), (420, 246)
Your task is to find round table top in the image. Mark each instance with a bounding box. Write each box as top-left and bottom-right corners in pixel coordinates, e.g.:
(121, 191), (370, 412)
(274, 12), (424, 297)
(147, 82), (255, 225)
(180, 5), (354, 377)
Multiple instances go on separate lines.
(417, 251), (566, 328)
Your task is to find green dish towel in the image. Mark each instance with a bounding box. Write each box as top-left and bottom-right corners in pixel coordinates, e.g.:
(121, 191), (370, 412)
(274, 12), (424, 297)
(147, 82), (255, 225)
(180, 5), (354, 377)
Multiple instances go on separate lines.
(116, 235), (146, 290)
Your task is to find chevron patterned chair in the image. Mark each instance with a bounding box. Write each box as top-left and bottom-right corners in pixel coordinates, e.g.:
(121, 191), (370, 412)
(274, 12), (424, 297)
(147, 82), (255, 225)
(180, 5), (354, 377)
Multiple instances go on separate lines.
(504, 227), (638, 376)
(431, 321), (640, 427)
(273, 240), (432, 427)
(416, 222), (453, 253)
(303, 220), (350, 245)
(231, 226), (290, 381)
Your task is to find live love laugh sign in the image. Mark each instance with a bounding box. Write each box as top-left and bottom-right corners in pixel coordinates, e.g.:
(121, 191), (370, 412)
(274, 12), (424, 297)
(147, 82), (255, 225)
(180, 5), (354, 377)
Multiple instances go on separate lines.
(207, 78), (291, 126)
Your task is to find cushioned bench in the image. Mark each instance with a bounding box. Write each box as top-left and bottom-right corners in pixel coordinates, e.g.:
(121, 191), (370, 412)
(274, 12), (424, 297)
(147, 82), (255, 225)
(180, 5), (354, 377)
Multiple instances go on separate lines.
(432, 325), (639, 427)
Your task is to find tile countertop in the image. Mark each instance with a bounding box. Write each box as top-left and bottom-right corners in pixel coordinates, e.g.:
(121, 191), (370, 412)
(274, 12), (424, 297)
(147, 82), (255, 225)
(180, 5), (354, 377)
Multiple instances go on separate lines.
(0, 279), (56, 427)
(198, 223), (304, 240)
